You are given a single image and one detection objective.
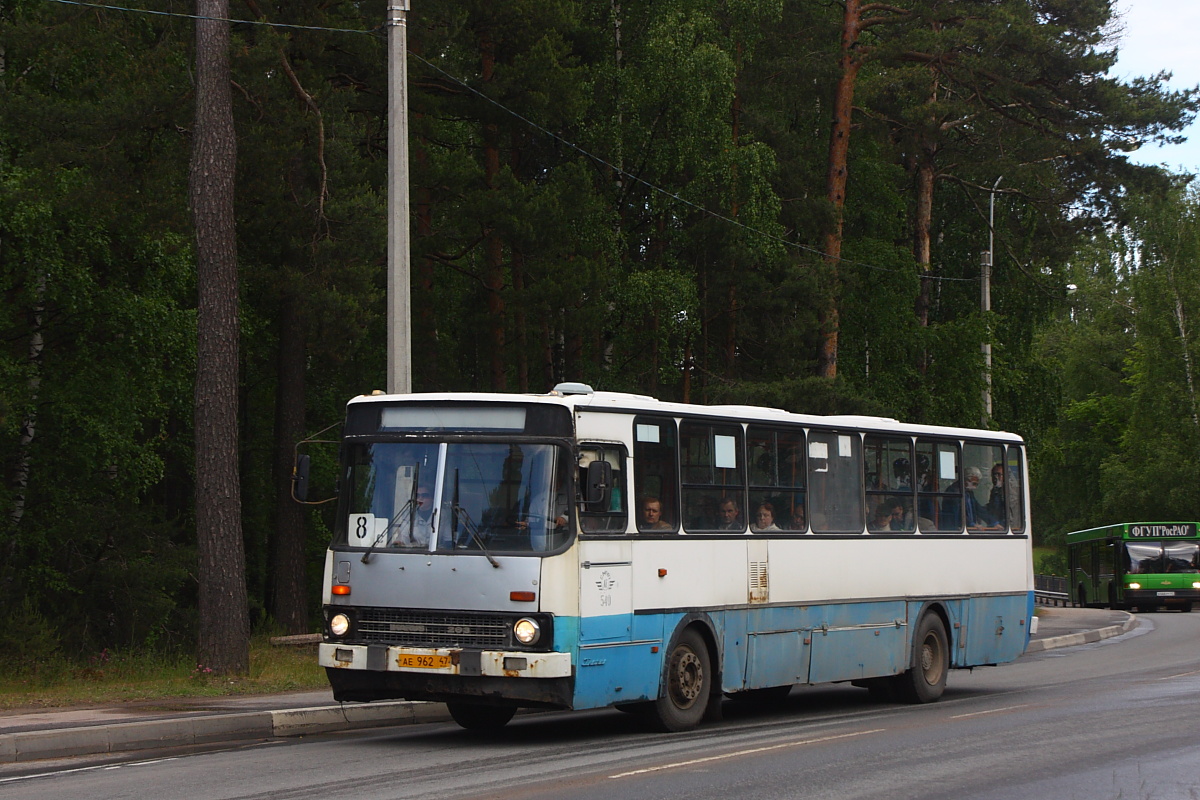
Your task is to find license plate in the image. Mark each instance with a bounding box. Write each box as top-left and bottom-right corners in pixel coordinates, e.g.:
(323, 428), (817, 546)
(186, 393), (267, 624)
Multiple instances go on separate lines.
(1157, 591), (1176, 597)
(397, 653), (452, 670)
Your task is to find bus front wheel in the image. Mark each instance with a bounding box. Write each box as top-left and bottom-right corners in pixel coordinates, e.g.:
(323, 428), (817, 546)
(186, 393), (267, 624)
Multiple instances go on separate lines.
(892, 613), (948, 704)
(646, 627), (712, 732)
(447, 701), (517, 731)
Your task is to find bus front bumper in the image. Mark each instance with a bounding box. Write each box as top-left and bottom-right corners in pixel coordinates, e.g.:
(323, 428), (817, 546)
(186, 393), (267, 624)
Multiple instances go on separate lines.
(319, 642), (573, 679)
(1123, 589), (1200, 607)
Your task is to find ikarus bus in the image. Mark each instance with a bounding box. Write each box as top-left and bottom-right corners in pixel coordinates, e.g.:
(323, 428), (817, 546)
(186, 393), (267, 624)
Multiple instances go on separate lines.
(296, 384), (1035, 731)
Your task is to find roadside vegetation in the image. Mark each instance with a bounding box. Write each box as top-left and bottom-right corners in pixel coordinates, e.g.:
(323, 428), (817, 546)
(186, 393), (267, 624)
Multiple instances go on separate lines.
(0, 636), (325, 711)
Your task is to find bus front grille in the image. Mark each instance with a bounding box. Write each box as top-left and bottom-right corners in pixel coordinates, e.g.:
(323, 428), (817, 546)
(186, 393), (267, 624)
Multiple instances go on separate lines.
(356, 609), (510, 649)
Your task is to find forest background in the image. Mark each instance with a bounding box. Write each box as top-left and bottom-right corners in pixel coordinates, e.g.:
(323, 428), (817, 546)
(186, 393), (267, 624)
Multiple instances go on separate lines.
(3, 0), (1200, 672)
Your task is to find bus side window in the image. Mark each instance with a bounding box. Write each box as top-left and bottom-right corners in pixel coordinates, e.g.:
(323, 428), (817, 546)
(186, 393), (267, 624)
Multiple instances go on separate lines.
(863, 435), (914, 533)
(633, 418), (678, 532)
(807, 430), (862, 533)
(963, 441), (1005, 532)
(917, 439), (960, 532)
(1004, 447), (1025, 533)
(748, 425), (807, 531)
(680, 421), (746, 532)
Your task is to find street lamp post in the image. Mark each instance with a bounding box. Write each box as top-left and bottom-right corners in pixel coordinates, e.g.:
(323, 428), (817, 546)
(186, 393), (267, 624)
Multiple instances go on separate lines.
(386, 1), (412, 395)
(981, 176), (1001, 427)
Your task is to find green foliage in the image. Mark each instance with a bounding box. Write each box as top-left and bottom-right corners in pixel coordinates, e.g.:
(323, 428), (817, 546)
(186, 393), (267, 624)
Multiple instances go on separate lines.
(0, 598), (62, 673)
(2, 0), (1198, 658)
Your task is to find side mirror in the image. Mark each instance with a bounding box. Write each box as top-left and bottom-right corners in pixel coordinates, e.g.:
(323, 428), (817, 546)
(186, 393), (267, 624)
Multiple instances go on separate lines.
(292, 454), (311, 503)
(584, 460), (612, 507)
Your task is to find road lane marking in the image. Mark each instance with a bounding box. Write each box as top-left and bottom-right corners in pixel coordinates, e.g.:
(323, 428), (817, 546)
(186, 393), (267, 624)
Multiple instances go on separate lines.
(608, 729), (884, 779)
(949, 704), (1030, 719)
(1158, 669), (1200, 680)
(0, 757), (179, 784)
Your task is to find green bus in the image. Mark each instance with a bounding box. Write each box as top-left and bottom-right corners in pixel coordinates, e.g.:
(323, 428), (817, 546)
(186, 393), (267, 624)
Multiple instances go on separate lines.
(1067, 522), (1200, 612)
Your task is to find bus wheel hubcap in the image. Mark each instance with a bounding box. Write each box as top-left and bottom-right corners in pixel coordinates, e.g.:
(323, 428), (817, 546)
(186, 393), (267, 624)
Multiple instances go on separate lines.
(670, 649), (703, 707)
(920, 635), (943, 682)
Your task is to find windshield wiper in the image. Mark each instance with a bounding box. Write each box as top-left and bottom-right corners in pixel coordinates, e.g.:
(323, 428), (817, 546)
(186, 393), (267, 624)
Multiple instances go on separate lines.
(450, 470), (499, 568)
(362, 465), (420, 563)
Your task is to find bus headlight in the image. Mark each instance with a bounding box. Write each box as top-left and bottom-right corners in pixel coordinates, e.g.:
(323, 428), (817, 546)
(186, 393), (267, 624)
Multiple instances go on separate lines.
(1128, 582), (1141, 590)
(513, 617), (541, 645)
(1192, 582), (1200, 589)
(330, 613), (351, 637)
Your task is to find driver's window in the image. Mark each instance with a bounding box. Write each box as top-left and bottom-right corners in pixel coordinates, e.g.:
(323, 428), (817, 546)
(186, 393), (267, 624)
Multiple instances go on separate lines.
(578, 445), (628, 533)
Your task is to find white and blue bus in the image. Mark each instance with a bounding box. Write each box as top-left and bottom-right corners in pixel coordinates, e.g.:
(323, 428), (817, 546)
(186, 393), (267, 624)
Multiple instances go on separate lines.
(307, 384), (1033, 731)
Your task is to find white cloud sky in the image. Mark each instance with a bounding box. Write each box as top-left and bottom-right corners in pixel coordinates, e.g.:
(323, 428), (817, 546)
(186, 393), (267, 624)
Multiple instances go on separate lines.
(1112, 1), (1200, 173)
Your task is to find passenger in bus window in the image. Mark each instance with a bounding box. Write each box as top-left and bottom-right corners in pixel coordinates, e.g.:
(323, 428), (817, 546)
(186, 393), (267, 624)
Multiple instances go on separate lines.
(887, 498), (911, 531)
(914, 455), (937, 522)
(986, 463), (1007, 525)
(752, 503), (781, 532)
(791, 504), (807, 531)
(717, 497), (744, 530)
(943, 467), (1002, 530)
(638, 496), (672, 531)
(869, 501), (895, 532)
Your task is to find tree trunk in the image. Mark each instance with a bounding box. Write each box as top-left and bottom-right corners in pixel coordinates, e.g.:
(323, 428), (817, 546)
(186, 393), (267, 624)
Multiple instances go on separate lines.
(271, 293), (308, 634)
(191, 0), (250, 674)
(725, 282), (737, 375)
(913, 157), (935, 329)
(9, 273), (44, 529)
(819, 0), (865, 380)
(1168, 272), (1200, 432)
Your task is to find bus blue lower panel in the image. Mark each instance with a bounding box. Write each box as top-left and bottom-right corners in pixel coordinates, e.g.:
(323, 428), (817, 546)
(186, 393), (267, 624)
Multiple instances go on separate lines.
(570, 594), (1031, 711)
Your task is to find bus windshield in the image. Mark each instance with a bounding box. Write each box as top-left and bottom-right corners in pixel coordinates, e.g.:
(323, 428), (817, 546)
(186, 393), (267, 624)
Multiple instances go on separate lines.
(342, 441), (571, 554)
(1125, 541), (1200, 574)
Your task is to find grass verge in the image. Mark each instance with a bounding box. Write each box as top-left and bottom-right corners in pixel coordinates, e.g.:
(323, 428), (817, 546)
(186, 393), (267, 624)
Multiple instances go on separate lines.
(0, 636), (327, 712)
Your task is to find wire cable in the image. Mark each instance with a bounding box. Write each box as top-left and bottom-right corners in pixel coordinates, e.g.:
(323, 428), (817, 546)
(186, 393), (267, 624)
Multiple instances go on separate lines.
(45, 0), (381, 35)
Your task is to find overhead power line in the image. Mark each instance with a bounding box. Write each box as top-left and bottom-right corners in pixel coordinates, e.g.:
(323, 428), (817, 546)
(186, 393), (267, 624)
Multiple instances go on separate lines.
(45, 0), (380, 35)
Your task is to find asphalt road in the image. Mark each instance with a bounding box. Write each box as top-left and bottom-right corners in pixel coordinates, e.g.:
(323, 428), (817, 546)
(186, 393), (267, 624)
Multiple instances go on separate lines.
(4, 611), (1198, 800)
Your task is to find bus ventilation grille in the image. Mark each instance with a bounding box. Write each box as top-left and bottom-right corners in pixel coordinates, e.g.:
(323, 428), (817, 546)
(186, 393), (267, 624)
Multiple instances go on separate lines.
(356, 609), (510, 649)
(749, 561), (769, 604)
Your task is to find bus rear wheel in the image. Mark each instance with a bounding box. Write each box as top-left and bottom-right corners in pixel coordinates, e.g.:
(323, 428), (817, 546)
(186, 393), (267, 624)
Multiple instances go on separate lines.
(645, 628), (712, 732)
(447, 701), (517, 731)
(892, 613), (948, 704)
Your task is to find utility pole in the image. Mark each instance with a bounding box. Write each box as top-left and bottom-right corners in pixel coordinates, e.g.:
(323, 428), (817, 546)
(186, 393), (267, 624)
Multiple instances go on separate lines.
(387, 1), (413, 394)
(981, 176), (1001, 427)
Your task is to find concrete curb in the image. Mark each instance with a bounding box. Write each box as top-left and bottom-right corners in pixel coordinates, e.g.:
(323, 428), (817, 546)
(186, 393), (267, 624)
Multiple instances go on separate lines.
(1023, 611), (1137, 653)
(0, 701), (451, 765)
